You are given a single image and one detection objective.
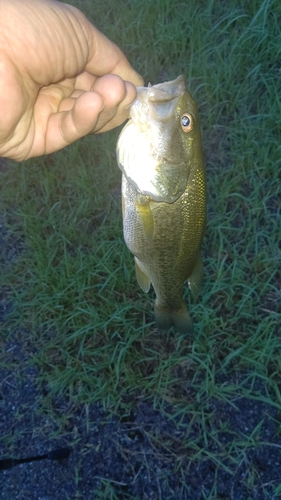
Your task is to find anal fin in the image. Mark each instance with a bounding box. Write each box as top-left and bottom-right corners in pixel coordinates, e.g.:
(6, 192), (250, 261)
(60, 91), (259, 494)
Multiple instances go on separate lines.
(135, 258), (151, 293)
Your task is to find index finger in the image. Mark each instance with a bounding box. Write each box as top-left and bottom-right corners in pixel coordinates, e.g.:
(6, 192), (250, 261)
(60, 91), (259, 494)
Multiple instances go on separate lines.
(83, 21), (144, 86)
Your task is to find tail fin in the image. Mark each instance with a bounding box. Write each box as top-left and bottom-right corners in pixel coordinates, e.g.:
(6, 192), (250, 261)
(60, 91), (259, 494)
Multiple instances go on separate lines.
(154, 302), (194, 335)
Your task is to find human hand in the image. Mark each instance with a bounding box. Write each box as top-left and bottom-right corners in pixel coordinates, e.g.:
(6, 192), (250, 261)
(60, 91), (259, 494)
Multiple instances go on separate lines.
(0, 0), (143, 161)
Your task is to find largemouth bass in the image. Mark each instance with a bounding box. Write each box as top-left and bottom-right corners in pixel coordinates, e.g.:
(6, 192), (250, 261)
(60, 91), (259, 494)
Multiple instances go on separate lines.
(116, 75), (206, 334)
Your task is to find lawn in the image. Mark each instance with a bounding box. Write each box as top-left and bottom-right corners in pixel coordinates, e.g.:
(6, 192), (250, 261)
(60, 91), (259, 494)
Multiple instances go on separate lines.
(0, 0), (280, 498)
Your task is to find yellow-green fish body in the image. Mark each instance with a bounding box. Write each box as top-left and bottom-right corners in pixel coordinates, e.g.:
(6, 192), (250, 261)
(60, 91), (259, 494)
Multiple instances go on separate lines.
(116, 75), (206, 334)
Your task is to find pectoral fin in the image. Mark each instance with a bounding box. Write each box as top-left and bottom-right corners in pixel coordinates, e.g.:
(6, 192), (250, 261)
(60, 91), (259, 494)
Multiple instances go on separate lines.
(135, 196), (154, 241)
(135, 258), (151, 293)
(188, 253), (204, 301)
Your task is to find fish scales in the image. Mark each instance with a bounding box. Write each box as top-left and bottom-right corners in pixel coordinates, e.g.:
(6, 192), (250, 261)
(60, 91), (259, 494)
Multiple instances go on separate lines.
(117, 75), (206, 334)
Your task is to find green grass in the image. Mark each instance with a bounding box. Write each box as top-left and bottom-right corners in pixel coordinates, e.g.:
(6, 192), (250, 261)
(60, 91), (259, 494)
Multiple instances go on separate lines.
(0, 0), (280, 496)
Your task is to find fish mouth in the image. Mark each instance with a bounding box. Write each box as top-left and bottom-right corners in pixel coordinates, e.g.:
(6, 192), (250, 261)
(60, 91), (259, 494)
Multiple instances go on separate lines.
(139, 75), (186, 100)
(133, 75), (186, 124)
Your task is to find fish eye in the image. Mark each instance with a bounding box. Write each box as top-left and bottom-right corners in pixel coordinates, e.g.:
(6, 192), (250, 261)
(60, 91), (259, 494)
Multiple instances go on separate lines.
(181, 113), (194, 133)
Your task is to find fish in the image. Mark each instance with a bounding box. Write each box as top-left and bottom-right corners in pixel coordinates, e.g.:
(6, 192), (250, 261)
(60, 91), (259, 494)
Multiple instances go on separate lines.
(116, 75), (206, 334)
